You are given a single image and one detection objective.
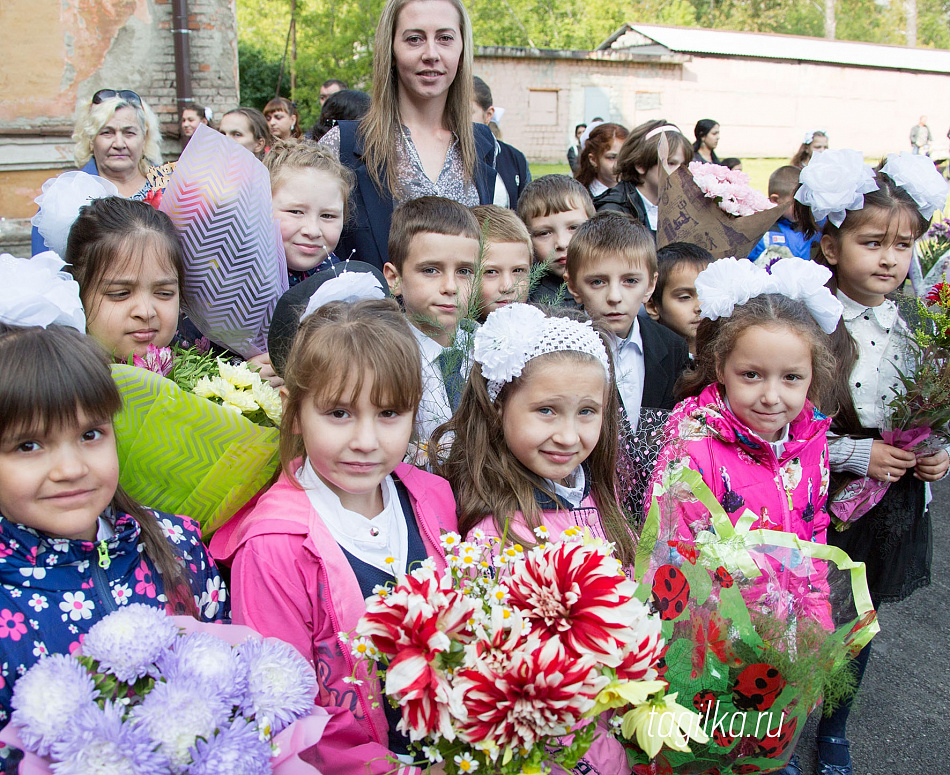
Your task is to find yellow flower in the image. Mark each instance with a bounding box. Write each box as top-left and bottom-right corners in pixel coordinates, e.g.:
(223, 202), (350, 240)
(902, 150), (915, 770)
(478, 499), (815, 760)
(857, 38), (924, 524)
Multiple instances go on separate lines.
(589, 679), (667, 716)
(217, 358), (257, 388)
(222, 385), (259, 414)
(620, 692), (709, 758)
(252, 381), (282, 424)
(194, 375), (231, 401)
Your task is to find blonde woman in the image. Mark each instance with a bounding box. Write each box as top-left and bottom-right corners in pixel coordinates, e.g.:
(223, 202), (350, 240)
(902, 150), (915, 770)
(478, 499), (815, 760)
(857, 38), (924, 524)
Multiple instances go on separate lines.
(320, 0), (497, 270)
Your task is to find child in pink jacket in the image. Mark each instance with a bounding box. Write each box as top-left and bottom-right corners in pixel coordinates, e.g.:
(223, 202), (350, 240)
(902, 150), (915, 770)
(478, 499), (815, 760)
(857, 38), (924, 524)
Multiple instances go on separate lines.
(649, 258), (843, 632)
(212, 297), (457, 775)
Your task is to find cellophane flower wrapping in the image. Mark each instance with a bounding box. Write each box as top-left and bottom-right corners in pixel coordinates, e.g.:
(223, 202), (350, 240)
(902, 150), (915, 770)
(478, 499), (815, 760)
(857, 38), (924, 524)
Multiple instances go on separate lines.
(628, 463), (878, 775)
(349, 530), (677, 774)
(3, 608), (321, 775)
(112, 362), (280, 536)
(160, 123), (288, 359)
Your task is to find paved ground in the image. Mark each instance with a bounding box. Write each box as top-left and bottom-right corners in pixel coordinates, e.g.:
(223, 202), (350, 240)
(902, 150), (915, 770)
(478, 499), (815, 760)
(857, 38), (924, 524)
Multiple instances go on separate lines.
(793, 479), (949, 775)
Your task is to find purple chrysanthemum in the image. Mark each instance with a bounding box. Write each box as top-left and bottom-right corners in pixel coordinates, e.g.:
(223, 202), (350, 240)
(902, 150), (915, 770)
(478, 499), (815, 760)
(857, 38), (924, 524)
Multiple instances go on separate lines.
(49, 700), (170, 774)
(11, 655), (99, 756)
(132, 680), (230, 770)
(184, 717), (272, 775)
(239, 639), (316, 734)
(159, 632), (249, 706)
(82, 604), (180, 683)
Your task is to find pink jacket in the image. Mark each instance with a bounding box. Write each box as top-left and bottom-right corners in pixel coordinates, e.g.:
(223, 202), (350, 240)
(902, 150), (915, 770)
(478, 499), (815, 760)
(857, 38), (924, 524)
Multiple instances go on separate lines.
(210, 462), (458, 775)
(649, 383), (833, 626)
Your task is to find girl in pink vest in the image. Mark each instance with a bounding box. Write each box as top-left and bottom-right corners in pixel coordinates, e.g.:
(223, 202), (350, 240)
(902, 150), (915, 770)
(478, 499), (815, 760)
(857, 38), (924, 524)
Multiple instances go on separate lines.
(213, 295), (458, 775)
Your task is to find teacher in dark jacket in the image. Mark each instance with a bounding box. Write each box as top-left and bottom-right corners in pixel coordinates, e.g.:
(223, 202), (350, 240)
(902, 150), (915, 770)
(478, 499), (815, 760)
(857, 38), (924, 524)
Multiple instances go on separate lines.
(320, 0), (496, 270)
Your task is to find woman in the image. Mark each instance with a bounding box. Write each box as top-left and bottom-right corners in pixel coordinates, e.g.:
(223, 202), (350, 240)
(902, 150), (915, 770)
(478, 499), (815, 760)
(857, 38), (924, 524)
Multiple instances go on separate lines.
(320, 0), (497, 270)
(574, 122), (627, 198)
(32, 89), (163, 255)
(219, 107), (272, 159)
(693, 118), (721, 164)
(264, 97), (302, 140)
(594, 119), (693, 239)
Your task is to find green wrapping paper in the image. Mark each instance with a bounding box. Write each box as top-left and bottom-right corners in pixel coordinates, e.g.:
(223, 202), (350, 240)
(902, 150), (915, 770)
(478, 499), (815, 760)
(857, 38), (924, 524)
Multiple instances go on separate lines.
(111, 364), (280, 536)
(626, 465), (878, 775)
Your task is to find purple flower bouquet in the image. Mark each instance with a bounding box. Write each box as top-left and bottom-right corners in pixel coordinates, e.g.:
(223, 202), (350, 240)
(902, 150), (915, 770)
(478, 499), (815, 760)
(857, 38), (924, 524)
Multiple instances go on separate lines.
(1, 606), (327, 774)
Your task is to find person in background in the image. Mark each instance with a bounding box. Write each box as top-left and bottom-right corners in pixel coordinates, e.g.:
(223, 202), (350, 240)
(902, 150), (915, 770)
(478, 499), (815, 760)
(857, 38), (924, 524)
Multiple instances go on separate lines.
(693, 118), (721, 164)
(219, 107), (272, 159)
(748, 165), (821, 263)
(910, 115), (932, 155)
(575, 122), (628, 199)
(567, 122), (586, 173)
(721, 157), (742, 171)
(180, 102), (210, 145)
(472, 76), (531, 208)
(308, 90), (371, 142)
(263, 97), (302, 141)
(470, 204), (532, 319)
(792, 129), (829, 168)
(320, 79), (347, 105)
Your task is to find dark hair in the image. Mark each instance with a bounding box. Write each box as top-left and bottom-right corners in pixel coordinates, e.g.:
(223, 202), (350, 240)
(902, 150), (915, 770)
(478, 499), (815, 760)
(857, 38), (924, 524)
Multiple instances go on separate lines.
(322, 78), (348, 90)
(387, 196), (480, 273)
(575, 123), (587, 134)
(654, 242), (713, 306)
(180, 102), (207, 121)
(615, 119), (694, 185)
(65, 196), (185, 312)
(800, 169), (930, 433)
(791, 131), (828, 168)
(575, 123), (628, 188)
(693, 119), (720, 164)
(472, 76), (492, 112)
(263, 97), (302, 139)
(721, 157), (742, 170)
(566, 211), (657, 279)
(430, 312), (635, 567)
(676, 294), (836, 414)
(221, 108), (272, 158)
(0, 325), (198, 615)
(516, 174), (595, 224)
(279, 299), (422, 479)
(309, 90), (371, 141)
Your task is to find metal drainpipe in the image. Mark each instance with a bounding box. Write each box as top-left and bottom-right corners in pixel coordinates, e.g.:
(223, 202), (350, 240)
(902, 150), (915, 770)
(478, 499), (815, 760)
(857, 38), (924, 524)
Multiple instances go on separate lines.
(171, 0), (194, 117)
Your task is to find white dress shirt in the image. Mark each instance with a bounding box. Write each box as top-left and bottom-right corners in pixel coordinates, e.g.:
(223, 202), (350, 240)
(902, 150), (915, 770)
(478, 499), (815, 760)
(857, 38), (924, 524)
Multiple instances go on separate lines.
(613, 318), (645, 432)
(545, 465), (587, 508)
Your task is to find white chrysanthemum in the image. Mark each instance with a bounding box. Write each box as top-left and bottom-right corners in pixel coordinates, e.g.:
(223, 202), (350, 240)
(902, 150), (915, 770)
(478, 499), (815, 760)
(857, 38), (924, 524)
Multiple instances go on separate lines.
(251, 381), (282, 424)
(193, 375), (231, 400)
(81, 604), (179, 683)
(218, 359), (258, 388)
(11, 655), (99, 756)
(222, 385), (260, 414)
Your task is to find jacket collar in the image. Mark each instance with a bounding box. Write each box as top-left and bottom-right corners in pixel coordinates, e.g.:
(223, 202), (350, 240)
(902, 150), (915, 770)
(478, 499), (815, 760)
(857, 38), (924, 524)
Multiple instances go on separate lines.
(534, 463), (592, 511)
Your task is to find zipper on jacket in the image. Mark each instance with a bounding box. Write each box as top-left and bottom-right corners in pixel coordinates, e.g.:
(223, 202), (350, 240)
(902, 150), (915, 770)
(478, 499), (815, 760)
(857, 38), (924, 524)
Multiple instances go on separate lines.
(89, 542), (117, 615)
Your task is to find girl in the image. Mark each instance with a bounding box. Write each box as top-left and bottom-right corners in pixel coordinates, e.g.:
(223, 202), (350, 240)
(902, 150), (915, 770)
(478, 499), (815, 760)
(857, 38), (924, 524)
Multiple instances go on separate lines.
(219, 107), (272, 159)
(432, 303), (635, 565)
(263, 96), (302, 141)
(693, 118), (721, 164)
(65, 196), (183, 362)
(211, 297), (458, 775)
(796, 150), (949, 775)
(575, 122), (628, 199)
(0, 320), (227, 719)
(791, 129), (829, 168)
(650, 259), (841, 616)
(264, 140), (356, 287)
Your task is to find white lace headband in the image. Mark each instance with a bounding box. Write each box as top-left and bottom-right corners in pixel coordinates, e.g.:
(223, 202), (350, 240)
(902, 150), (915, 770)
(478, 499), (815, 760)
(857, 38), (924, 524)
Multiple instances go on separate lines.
(695, 257), (843, 334)
(473, 303), (611, 401)
(645, 124), (682, 141)
(0, 252), (86, 332)
(299, 269), (385, 322)
(795, 148), (948, 226)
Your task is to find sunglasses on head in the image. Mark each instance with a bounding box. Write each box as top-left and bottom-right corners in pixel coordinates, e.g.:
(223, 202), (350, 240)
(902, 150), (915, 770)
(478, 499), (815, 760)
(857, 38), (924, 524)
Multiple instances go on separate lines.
(92, 89), (142, 107)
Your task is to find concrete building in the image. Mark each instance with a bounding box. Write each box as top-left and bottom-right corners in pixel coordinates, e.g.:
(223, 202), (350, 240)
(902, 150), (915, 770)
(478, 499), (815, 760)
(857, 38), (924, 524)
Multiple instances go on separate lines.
(474, 24), (950, 164)
(0, 0), (239, 256)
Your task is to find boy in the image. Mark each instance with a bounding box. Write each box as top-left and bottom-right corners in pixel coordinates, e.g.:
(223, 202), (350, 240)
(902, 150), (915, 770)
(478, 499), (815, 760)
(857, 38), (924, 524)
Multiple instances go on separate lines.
(471, 205), (532, 320)
(645, 242), (714, 358)
(516, 175), (594, 306)
(383, 196), (480, 443)
(566, 212), (689, 426)
(748, 165), (820, 262)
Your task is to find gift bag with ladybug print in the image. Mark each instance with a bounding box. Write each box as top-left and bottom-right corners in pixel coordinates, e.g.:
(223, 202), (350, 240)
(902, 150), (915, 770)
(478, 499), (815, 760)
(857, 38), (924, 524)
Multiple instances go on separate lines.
(618, 464), (878, 775)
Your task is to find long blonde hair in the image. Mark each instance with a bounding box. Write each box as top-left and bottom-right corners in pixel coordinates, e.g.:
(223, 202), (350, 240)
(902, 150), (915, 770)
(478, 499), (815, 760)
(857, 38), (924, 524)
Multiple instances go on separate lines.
(73, 96), (162, 176)
(361, 0), (476, 198)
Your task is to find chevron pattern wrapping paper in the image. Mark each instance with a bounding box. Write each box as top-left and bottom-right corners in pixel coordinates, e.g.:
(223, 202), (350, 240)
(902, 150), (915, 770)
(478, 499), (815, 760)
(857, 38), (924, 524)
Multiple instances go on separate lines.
(112, 364), (280, 536)
(160, 123), (288, 358)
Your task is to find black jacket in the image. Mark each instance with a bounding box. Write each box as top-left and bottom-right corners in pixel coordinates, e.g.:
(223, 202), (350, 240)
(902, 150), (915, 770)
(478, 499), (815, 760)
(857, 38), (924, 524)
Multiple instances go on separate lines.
(639, 313), (690, 410)
(593, 182), (654, 240)
(496, 139), (531, 208)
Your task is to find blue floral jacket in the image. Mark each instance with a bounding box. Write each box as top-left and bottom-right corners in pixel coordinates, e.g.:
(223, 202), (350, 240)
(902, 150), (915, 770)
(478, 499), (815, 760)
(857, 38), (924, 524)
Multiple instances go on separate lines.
(0, 510), (228, 719)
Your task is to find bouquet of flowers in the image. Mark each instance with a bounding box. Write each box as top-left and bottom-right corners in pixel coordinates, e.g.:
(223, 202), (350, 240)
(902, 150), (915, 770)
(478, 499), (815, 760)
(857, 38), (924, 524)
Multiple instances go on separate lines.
(687, 162), (774, 218)
(348, 529), (704, 774)
(112, 342), (281, 536)
(3, 606), (320, 774)
(916, 215), (950, 281)
(629, 464), (878, 774)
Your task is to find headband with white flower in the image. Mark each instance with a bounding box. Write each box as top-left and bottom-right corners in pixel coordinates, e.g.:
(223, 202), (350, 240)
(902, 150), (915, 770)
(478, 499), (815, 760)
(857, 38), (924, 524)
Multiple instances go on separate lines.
(473, 303), (611, 401)
(695, 257), (843, 334)
(0, 252), (86, 332)
(803, 129), (827, 145)
(299, 269), (385, 322)
(880, 152), (949, 220)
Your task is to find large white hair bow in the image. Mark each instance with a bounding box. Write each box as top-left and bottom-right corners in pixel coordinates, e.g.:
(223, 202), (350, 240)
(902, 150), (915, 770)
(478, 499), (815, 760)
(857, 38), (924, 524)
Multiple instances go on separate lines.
(299, 271), (385, 322)
(795, 149), (879, 228)
(696, 257), (843, 334)
(881, 152), (949, 220)
(0, 252), (85, 332)
(31, 171), (119, 257)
